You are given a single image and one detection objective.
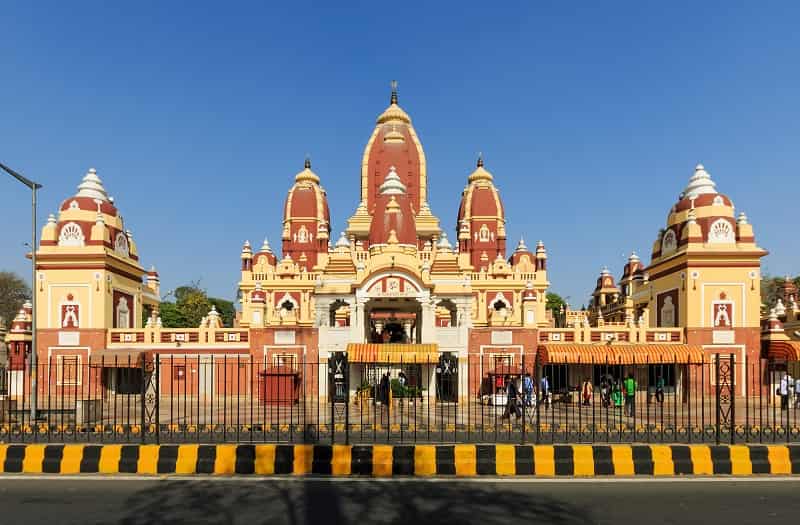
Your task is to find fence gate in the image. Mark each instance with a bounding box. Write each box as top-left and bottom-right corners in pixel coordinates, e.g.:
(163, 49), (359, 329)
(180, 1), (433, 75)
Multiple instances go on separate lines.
(715, 354), (735, 445)
(436, 353), (458, 402)
(141, 354), (160, 444)
(329, 351), (349, 444)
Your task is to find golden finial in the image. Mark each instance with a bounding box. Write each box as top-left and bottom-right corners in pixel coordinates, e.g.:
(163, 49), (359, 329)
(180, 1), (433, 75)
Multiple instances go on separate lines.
(304, 155), (311, 169)
(477, 152), (484, 168)
(390, 80), (398, 105)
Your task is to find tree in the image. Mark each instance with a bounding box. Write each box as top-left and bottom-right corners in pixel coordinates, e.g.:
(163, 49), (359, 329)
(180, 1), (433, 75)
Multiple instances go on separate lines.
(209, 297), (236, 327)
(156, 282), (234, 328)
(178, 289), (212, 327)
(0, 271), (30, 327)
(546, 292), (567, 313)
(761, 274), (800, 309)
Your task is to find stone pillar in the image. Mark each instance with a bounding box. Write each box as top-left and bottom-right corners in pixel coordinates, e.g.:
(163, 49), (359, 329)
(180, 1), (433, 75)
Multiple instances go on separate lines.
(421, 294), (435, 344)
(455, 297), (472, 349)
(351, 296), (366, 343)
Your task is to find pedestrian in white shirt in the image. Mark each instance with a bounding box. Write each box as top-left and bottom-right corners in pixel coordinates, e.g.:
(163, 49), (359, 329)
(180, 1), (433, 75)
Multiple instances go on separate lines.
(795, 377), (800, 408)
(779, 374), (790, 410)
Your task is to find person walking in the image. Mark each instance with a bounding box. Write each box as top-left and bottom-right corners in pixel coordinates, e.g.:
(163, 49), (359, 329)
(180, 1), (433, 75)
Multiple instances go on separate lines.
(623, 373), (637, 417)
(522, 372), (534, 407)
(779, 373), (789, 410)
(540, 375), (550, 409)
(581, 377), (593, 406)
(795, 376), (800, 409)
(655, 374), (665, 404)
(501, 375), (521, 420)
(611, 380), (623, 409)
(600, 377), (611, 408)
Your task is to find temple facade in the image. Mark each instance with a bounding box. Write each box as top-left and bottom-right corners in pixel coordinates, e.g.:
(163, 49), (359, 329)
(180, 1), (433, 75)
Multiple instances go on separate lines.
(5, 85), (790, 402)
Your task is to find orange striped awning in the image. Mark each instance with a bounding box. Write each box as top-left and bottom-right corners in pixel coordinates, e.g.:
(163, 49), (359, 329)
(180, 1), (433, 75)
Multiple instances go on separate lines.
(538, 344), (704, 364)
(346, 344), (439, 363)
(765, 341), (800, 361)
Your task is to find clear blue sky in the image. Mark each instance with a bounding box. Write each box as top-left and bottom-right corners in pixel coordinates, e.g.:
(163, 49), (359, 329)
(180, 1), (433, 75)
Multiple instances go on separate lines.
(1, 2), (798, 308)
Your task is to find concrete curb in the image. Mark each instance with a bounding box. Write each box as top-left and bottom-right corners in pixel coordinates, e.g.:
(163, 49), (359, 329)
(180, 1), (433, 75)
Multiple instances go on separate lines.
(0, 444), (798, 476)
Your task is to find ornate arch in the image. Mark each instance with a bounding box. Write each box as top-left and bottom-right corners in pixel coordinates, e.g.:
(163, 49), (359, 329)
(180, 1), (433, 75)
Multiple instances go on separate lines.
(58, 222), (85, 247)
(707, 218), (735, 244)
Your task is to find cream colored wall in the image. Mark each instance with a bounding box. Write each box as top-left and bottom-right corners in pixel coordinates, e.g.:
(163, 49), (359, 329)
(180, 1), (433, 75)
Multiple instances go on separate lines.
(649, 265), (761, 329)
(693, 267), (760, 328)
(37, 268), (145, 330)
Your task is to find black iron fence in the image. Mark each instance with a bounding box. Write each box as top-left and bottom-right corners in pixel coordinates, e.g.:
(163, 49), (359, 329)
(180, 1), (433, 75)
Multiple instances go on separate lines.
(1, 354), (799, 444)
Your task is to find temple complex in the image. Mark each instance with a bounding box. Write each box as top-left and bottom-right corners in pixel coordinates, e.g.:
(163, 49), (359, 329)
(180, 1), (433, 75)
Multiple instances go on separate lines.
(5, 84), (796, 402)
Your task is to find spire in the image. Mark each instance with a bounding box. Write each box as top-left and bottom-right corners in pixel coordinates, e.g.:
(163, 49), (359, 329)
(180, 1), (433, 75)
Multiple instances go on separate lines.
(377, 81), (411, 124)
(76, 168), (109, 202)
(467, 154), (493, 183)
(682, 163), (717, 199)
(260, 237), (273, 253)
(516, 237), (528, 252)
(295, 157), (320, 183)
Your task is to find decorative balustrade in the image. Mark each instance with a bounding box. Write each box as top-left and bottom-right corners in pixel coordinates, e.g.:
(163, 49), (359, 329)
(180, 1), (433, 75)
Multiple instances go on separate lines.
(107, 327), (251, 348)
(538, 326), (684, 344)
(249, 271), (321, 282)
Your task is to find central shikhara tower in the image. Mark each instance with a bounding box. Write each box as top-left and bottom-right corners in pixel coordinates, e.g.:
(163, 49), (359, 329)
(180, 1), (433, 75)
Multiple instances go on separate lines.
(238, 84), (549, 375)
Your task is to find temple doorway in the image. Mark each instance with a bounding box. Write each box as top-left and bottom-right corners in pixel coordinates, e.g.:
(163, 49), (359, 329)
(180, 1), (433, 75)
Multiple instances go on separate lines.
(365, 298), (422, 344)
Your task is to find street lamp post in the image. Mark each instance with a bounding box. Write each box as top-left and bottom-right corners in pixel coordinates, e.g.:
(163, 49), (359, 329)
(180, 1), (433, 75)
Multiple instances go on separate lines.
(0, 162), (42, 421)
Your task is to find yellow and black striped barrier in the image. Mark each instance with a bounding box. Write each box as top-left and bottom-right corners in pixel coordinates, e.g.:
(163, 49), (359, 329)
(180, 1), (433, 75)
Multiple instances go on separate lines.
(0, 444), (798, 476)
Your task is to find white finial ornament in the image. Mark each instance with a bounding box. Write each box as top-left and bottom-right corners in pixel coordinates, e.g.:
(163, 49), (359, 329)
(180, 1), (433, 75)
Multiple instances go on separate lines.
(437, 232), (453, 251)
(516, 237), (528, 252)
(683, 163), (717, 199)
(379, 166), (407, 195)
(260, 237), (273, 253)
(335, 232), (350, 248)
(76, 168), (110, 202)
(737, 212), (748, 225)
(776, 299), (786, 317)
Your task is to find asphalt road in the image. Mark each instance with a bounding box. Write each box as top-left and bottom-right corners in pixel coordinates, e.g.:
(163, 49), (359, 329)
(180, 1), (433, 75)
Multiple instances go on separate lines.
(0, 477), (797, 525)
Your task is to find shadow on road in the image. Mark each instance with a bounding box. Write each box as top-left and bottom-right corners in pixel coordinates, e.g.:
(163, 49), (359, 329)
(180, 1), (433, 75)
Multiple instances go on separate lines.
(113, 479), (595, 525)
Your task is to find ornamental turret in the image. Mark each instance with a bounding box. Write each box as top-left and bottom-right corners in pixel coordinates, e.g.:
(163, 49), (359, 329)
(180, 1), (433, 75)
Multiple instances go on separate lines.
(457, 156), (507, 271)
(282, 159), (331, 270)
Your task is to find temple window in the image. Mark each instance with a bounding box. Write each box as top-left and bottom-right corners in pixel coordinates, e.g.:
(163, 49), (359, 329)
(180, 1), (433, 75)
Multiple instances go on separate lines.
(114, 232), (129, 257)
(661, 229), (676, 254)
(116, 296), (131, 329)
(296, 225), (309, 243)
(707, 219), (735, 244)
(478, 224), (490, 242)
(58, 222), (85, 247)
